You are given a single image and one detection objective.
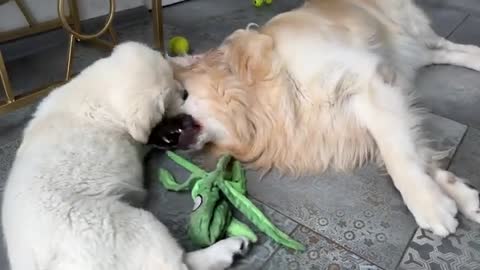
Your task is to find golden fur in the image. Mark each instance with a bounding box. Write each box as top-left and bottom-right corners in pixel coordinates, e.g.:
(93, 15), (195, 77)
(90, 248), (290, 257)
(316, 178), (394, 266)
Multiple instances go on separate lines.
(171, 0), (480, 237)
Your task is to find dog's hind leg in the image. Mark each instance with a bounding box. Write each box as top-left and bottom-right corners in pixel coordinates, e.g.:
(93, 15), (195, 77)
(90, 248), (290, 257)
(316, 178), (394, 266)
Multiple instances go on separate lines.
(185, 237), (249, 270)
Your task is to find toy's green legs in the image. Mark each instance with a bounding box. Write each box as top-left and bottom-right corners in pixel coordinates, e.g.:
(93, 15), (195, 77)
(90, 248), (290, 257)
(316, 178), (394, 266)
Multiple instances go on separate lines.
(230, 161), (247, 194)
(166, 151), (204, 174)
(158, 169), (199, 191)
(159, 151), (305, 251)
(159, 151), (206, 191)
(218, 180), (305, 251)
(227, 218), (258, 242)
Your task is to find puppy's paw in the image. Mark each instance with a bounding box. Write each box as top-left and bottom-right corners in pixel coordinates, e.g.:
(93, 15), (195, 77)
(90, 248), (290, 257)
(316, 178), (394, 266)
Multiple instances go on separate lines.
(404, 178), (458, 237)
(208, 237), (250, 270)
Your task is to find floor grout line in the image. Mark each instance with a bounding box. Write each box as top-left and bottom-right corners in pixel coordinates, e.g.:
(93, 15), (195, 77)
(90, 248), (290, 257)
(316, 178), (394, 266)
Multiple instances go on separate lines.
(445, 126), (469, 170)
(446, 13), (470, 39)
(256, 224), (302, 269)
(393, 228), (419, 270)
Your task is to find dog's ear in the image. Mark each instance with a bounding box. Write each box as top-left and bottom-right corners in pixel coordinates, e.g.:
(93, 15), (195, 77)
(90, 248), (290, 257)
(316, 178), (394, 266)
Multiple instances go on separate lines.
(125, 91), (165, 144)
(223, 29), (277, 85)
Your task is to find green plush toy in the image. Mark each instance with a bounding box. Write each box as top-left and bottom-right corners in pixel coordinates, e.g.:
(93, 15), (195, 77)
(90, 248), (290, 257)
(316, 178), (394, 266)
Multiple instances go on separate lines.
(158, 151), (305, 251)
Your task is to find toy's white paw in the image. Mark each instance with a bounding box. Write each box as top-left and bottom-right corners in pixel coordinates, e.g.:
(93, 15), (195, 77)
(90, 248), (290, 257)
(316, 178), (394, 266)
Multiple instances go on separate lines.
(404, 177), (458, 237)
(209, 237), (250, 270)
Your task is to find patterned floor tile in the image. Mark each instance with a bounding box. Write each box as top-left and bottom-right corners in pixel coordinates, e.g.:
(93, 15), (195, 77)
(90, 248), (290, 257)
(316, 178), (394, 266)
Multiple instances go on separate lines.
(144, 150), (300, 268)
(245, 114), (466, 269)
(263, 226), (381, 270)
(398, 126), (480, 270)
(398, 216), (480, 270)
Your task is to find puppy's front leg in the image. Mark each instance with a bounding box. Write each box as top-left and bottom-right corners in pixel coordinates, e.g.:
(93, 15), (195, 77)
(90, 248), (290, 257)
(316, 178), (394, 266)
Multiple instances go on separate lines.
(353, 69), (458, 237)
(185, 237), (249, 270)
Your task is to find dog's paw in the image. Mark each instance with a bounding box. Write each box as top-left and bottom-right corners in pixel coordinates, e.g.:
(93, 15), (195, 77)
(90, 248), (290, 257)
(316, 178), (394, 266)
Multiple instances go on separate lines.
(455, 183), (480, 224)
(208, 237), (250, 270)
(461, 195), (480, 224)
(404, 178), (458, 237)
(434, 170), (480, 224)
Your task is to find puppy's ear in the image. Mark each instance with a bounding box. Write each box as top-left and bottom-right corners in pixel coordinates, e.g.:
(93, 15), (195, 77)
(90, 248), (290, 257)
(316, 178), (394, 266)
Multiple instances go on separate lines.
(125, 92), (165, 144)
(223, 29), (277, 85)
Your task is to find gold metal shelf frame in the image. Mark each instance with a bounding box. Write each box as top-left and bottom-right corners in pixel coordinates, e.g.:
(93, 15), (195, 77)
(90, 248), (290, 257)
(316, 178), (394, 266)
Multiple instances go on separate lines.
(0, 0), (164, 115)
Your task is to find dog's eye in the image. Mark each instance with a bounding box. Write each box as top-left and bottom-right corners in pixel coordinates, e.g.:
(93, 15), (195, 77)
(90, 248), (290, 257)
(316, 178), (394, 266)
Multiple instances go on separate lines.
(182, 89), (189, 100)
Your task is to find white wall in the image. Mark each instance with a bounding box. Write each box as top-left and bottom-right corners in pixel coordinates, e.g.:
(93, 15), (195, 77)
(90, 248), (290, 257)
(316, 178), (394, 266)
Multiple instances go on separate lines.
(0, 0), (186, 32)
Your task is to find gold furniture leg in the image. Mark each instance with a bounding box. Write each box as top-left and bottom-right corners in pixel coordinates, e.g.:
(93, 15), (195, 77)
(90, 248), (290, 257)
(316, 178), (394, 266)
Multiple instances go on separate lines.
(1, 0), (164, 115)
(0, 51), (15, 104)
(0, 0), (117, 115)
(152, 0), (164, 51)
(59, 0), (117, 81)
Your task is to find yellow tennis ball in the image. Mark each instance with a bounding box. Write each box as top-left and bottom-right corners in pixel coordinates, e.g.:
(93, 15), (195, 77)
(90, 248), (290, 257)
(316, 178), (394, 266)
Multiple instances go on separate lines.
(265, 0), (272, 4)
(252, 0), (263, 8)
(169, 36), (189, 55)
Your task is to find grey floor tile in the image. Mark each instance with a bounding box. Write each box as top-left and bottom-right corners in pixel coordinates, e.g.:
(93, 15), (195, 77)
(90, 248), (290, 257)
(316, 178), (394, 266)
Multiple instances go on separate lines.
(0, 138), (21, 188)
(164, 0), (302, 31)
(398, 216), (480, 270)
(263, 226), (381, 270)
(0, 139), (21, 270)
(449, 127), (480, 188)
(163, 0), (252, 29)
(418, 0), (480, 15)
(3, 44), (68, 98)
(245, 114), (466, 269)
(0, 189), (7, 270)
(144, 150), (300, 268)
(422, 113), (468, 168)
(183, 0), (303, 46)
(423, 7), (468, 38)
(0, 102), (36, 148)
(416, 65), (480, 130)
(449, 15), (480, 46)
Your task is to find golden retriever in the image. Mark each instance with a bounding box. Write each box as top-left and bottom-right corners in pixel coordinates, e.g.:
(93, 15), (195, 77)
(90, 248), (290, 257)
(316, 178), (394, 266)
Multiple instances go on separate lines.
(168, 0), (480, 238)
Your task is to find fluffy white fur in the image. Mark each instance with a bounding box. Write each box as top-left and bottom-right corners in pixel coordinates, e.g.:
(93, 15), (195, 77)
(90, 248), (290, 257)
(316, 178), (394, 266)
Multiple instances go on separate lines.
(171, 0), (480, 237)
(2, 42), (248, 270)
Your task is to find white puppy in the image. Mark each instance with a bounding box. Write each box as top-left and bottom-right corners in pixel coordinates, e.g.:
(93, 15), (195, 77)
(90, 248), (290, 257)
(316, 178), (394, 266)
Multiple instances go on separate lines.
(2, 42), (248, 270)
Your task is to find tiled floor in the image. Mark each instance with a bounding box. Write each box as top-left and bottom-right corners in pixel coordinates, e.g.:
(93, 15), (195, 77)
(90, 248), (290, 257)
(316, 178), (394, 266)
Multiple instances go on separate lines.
(1, 0), (480, 269)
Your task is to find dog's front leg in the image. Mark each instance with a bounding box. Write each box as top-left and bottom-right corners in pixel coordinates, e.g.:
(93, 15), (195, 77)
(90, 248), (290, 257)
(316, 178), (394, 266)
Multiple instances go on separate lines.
(352, 69), (458, 237)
